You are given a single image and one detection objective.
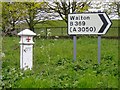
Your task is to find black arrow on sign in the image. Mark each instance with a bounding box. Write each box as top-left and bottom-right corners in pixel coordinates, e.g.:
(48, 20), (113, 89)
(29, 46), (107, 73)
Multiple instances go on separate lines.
(98, 14), (108, 33)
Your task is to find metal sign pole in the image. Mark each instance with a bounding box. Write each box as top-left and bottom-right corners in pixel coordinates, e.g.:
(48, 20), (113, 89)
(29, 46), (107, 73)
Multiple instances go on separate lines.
(73, 35), (77, 61)
(98, 35), (101, 64)
(69, 0), (77, 61)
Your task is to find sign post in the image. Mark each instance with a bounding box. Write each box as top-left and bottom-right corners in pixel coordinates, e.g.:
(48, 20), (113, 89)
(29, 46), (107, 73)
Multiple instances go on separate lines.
(18, 29), (36, 70)
(98, 35), (101, 64)
(73, 35), (76, 61)
(68, 12), (112, 64)
(69, 0), (77, 62)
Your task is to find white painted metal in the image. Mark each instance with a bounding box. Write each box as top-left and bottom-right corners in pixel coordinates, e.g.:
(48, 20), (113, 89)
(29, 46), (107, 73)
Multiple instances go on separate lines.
(18, 29), (36, 70)
(68, 13), (112, 35)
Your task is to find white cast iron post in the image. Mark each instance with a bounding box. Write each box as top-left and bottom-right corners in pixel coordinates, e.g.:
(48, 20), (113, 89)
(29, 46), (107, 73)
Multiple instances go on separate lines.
(18, 29), (36, 70)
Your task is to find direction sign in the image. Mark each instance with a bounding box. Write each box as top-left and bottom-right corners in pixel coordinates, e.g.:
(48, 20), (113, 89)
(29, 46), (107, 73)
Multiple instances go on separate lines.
(68, 13), (112, 35)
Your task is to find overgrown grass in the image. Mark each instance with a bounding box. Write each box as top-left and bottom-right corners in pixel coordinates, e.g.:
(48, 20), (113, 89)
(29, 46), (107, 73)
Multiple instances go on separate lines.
(2, 36), (118, 88)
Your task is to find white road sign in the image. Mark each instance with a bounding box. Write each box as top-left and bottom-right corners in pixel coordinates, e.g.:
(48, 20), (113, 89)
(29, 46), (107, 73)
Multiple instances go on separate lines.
(68, 13), (112, 35)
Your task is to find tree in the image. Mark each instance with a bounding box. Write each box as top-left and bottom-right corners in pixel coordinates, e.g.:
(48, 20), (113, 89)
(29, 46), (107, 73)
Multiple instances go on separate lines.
(2, 2), (11, 32)
(2, 2), (47, 34)
(23, 2), (47, 32)
(47, 0), (90, 23)
(112, 1), (120, 17)
(0, 2), (2, 29)
(2, 2), (24, 34)
(88, 1), (120, 18)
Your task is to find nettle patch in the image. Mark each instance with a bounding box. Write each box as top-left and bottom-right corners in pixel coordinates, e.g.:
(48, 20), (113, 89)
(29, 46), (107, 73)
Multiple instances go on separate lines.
(2, 57), (118, 88)
(2, 37), (118, 88)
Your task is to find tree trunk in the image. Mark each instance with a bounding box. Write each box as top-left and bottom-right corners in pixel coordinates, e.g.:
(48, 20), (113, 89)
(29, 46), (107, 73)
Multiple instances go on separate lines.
(29, 23), (34, 32)
(12, 22), (15, 31)
(30, 26), (34, 32)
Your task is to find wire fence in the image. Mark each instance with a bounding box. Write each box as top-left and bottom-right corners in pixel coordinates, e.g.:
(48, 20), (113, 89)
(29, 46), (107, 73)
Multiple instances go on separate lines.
(11, 26), (119, 39)
(35, 27), (67, 36)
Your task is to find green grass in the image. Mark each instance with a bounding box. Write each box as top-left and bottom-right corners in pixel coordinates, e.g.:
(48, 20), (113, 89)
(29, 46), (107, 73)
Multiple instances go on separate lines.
(111, 20), (120, 27)
(35, 20), (67, 28)
(2, 36), (118, 88)
(104, 20), (119, 37)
